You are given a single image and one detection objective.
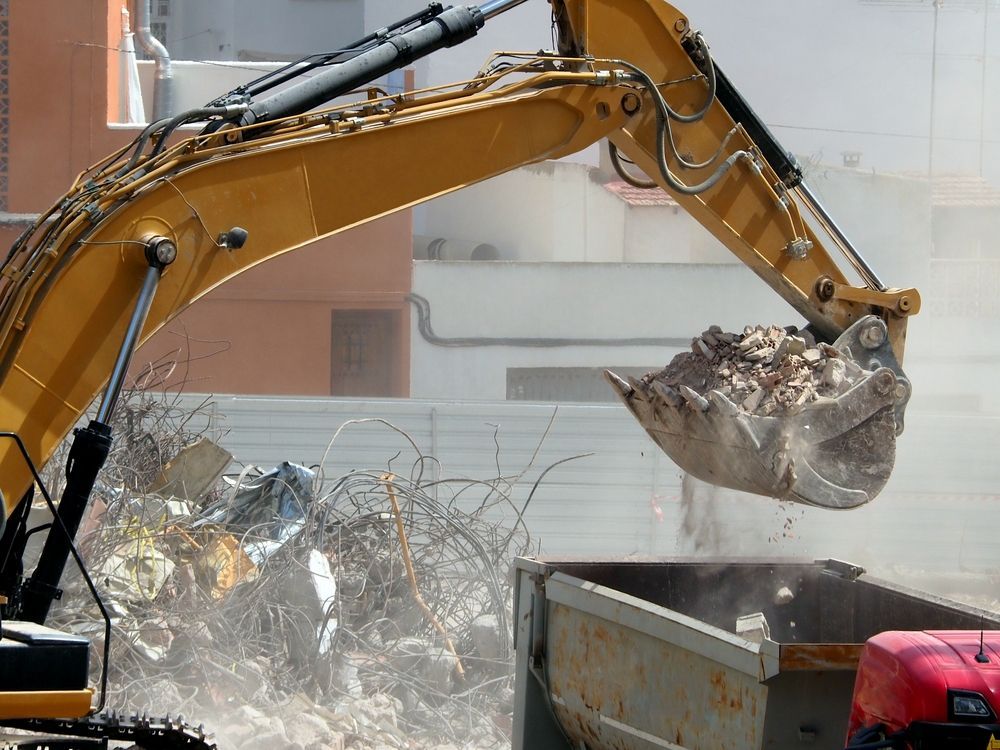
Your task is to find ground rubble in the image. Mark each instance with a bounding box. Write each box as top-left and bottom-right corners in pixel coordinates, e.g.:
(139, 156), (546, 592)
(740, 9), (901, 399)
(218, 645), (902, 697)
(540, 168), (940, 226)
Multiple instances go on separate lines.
(645, 323), (867, 417)
(38, 391), (536, 750)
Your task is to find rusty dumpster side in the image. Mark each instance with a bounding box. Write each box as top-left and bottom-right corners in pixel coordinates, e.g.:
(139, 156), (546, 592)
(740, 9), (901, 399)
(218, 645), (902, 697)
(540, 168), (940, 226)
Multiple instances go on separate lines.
(511, 557), (1000, 750)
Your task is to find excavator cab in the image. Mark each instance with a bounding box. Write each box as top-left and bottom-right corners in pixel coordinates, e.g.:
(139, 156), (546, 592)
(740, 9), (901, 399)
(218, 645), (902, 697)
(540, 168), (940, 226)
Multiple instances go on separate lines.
(606, 315), (911, 509)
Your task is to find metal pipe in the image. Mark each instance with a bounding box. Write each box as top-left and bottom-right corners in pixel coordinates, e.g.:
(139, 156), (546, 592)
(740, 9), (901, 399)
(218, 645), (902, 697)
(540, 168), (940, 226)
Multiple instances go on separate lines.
(797, 182), (886, 292)
(928, 0), (941, 176)
(96, 263), (162, 423)
(477, 0), (531, 20)
(134, 0), (173, 119)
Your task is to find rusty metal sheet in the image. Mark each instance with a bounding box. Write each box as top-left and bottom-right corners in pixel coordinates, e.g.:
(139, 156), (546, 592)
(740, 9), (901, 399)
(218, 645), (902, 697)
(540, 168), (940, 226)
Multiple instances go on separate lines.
(544, 572), (779, 679)
(545, 600), (767, 750)
(778, 643), (863, 671)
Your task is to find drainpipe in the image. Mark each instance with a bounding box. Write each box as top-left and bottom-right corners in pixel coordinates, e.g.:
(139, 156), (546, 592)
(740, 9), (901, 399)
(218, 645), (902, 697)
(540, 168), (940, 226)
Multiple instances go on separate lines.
(134, 0), (173, 119)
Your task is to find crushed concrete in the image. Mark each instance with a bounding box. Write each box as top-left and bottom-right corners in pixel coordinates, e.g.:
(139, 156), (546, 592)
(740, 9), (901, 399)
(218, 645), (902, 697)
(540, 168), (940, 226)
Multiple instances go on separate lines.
(644, 324), (866, 416)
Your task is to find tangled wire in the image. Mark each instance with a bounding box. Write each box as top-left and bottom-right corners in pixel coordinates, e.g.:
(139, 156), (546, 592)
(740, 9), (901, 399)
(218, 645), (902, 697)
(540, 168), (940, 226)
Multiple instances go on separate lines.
(39, 388), (563, 749)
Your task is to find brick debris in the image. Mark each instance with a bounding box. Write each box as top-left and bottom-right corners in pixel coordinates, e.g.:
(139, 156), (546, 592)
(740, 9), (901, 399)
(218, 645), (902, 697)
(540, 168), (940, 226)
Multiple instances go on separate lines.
(643, 324), (866, 416)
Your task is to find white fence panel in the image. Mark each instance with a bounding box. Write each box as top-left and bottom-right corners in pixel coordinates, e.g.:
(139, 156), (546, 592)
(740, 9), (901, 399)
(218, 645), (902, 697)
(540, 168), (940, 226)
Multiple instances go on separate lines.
(174, 394), (1000, 586)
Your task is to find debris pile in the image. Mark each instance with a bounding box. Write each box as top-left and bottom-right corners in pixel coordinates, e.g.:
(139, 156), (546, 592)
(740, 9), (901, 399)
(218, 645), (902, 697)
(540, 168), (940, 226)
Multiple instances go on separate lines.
(645, 324), (866, 416)
(43, 390), (539, 750)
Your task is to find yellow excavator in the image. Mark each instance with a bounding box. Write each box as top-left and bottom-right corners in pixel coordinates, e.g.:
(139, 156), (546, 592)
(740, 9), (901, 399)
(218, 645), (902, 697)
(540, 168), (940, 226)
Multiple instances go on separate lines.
(0, 0), (918, 744)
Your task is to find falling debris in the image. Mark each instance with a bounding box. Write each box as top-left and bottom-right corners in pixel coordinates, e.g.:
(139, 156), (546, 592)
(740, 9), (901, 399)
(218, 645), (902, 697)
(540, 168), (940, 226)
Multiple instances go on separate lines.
(646, 324), (866, 417)
(773, 586), (795, 605)
(736, 612), (771, 644)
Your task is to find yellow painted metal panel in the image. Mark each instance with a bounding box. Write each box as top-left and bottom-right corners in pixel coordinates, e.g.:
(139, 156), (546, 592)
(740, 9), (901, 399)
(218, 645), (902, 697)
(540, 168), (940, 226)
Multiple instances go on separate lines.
(0, 689), (92, 720)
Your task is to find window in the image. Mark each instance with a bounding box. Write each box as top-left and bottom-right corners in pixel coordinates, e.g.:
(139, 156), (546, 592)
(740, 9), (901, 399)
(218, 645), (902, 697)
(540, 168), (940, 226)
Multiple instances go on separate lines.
(150, 21), (167, 45)
(330, 310), (403, 397)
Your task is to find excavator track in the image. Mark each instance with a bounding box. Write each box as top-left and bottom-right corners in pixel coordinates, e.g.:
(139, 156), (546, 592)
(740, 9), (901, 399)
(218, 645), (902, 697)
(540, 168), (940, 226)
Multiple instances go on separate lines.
(0, 713), (215, 750)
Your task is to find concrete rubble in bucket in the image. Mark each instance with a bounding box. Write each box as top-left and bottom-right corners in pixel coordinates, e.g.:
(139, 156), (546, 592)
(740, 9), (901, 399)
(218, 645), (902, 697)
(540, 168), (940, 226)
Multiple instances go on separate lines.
(643, 324), (867, 417)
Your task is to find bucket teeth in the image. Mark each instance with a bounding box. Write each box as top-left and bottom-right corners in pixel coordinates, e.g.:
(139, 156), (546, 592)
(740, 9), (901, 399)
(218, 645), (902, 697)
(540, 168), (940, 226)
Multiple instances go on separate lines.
(626, 375), (648, 400)
(606, 366), (897, 509)
(651, 381), (683, 408)
(603, 369), (634, 399)
(678, 385), (709, 412)
(707, 389), (739, 417)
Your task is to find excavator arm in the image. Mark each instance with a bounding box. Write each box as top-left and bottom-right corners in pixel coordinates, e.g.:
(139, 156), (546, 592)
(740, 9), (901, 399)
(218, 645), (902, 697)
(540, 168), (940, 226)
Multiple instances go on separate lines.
(551, 0), (920, 508)
(0, 0), (920, 627)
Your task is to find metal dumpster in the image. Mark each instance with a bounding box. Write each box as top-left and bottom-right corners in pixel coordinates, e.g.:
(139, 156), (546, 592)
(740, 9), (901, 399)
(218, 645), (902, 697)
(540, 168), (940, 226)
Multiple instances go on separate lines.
(512, 557), (1000, 750)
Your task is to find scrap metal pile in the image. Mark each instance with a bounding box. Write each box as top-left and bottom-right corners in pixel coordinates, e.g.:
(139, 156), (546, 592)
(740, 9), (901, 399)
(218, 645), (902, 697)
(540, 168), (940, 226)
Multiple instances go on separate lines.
(42, 391), (535, 750)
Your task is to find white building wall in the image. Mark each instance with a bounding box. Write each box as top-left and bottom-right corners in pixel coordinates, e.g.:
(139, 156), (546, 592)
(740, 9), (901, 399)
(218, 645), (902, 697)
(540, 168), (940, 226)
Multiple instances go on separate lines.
(418, 163), (627, 261)
(623, 205), (734, 264)
(156, 0), (364, 61)
(409, 261), (800, 400)
(802, 166), (934, 289)
(128, 61), (279, 121)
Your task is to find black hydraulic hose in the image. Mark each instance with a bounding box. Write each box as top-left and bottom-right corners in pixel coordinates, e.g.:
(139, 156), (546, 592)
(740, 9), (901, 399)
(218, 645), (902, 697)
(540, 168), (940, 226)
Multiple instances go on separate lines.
(669, 124), (737, 171)
(616, 63), (752, 196)
(116, 116), (173, 176)
(608, 140), (657, 189)
(147, 104), (249, 158)
(664, 32), (717, 124)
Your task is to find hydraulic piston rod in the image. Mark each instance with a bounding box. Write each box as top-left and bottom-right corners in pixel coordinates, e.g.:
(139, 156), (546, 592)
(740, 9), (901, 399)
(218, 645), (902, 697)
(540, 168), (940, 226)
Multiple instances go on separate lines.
(478, 0), (532, 20)
(797, 182), (887, 292)
(20, 237), (175, 624)
(227, 1), (531, 135)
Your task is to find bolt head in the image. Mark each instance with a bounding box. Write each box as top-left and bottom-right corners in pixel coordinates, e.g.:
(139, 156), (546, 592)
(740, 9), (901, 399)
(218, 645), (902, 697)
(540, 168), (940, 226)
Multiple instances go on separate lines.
(154, 239), (176, 266)
(859, 322), (887, 350)
(874, 369), (896, 396)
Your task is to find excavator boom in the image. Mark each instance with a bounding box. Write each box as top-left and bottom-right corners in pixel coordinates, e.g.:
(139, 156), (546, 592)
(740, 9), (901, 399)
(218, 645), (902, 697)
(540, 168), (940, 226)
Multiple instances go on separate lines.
(0, 0), (920, 536)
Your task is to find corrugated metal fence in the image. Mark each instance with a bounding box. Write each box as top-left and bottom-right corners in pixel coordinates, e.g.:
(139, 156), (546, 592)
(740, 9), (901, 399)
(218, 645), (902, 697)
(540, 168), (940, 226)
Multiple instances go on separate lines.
(174, 394), (1000, 581)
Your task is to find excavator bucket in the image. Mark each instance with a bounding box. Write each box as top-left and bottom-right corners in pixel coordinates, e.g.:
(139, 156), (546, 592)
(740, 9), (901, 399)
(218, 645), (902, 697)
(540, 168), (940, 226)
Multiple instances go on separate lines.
(606, 316), (910, 509)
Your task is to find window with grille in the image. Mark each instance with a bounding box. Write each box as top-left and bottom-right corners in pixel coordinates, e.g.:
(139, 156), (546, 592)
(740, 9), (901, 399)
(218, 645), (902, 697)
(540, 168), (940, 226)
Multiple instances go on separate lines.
(150, 21), (167, 45)
(330, 310), (402, 397)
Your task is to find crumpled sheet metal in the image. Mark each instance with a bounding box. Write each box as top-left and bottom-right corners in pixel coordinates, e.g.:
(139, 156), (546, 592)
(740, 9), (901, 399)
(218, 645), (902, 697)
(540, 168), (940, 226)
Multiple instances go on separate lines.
(195, 461), (316, 565)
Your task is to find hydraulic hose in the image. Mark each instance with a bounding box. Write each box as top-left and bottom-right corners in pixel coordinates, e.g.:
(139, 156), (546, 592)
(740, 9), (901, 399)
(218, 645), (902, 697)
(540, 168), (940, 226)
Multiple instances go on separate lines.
(608, 141), (657, 189)
(616, 63), (753, 196)
(662, 33), (717, 124)
(147, 104), (249, 158)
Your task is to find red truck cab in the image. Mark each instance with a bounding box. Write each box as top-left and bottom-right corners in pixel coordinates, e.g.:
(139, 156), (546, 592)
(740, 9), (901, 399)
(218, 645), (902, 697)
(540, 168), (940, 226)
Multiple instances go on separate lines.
(847, 631), (1000, 749)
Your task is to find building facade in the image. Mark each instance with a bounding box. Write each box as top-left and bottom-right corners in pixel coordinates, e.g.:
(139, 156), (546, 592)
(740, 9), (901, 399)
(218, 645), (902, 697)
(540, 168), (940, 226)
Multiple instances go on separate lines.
(4, 0), (413, 398)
